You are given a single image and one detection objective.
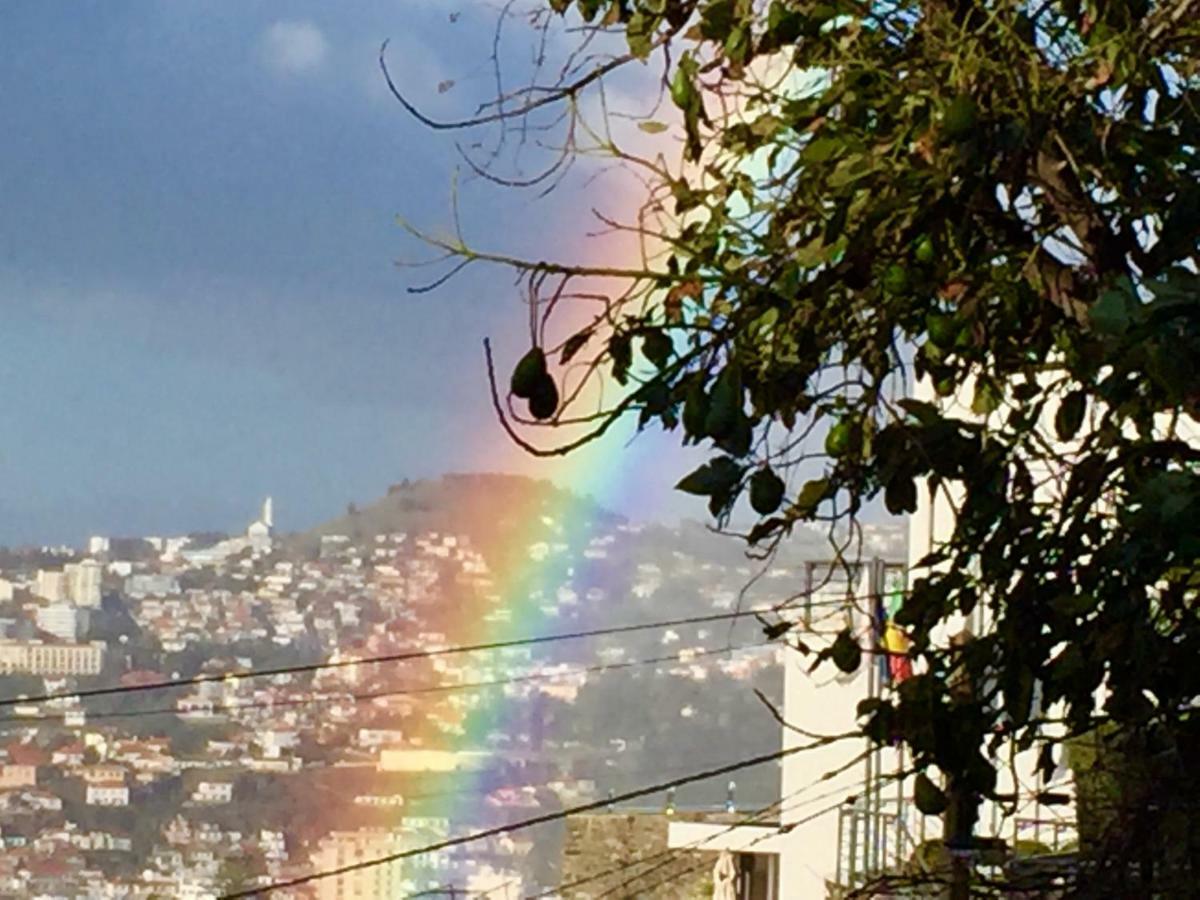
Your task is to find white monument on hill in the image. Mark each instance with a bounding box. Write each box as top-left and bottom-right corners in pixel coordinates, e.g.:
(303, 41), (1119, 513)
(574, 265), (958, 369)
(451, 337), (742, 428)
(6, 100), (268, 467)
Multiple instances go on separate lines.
(247, 497), (274, 554)
(180, 497), (275, 565)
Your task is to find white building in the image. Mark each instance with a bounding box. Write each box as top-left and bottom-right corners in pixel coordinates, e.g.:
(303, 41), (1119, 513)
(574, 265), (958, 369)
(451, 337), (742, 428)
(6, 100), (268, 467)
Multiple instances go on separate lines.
(179, 497), (275, 564)
(247, 496), (274, 554)
(0, 640), (104, 676)
(668, 563), (902, 898)
(65, 560), (103, 607)
(125, 573), (181, 599)
(667, 376), (1116, 896)
(466, 867), (523, 899)
(192, 781), (233, 804)
(309, 829), (411, 900)
(35, 604), (87, 642)
(86, 783), (130, 807)
(33, 569), (68, 603)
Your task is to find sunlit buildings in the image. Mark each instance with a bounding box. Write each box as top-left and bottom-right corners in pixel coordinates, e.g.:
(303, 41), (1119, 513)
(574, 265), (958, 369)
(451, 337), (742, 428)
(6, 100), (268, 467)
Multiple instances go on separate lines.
(0, 640), (104, 676)
(35, 604), (87, 642)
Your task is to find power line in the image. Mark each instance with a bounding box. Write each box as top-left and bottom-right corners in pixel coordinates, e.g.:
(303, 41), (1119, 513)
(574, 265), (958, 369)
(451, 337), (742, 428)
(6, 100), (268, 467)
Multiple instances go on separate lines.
(428, 784), (856, 900)
(0, 589), (882, 710)
(593, 794), (848, 900)
(218, 740), (844, 899)
(331, 754), (787, 809)
(0, 609), (780, 709)
(609, 801), (844, 897)
(579, 771), (871, 900)
(519, 792), (799, 900)
(2, 642), (773, 725)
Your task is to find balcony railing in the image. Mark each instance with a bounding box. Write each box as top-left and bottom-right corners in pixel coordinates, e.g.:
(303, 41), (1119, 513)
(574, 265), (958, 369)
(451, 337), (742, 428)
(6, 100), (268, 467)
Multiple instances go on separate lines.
(834, 794), (1079, 892)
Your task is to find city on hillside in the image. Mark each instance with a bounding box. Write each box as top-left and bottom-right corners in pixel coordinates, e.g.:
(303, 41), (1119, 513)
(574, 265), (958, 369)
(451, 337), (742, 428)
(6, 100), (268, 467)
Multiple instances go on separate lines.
(0, 474), (905, 897)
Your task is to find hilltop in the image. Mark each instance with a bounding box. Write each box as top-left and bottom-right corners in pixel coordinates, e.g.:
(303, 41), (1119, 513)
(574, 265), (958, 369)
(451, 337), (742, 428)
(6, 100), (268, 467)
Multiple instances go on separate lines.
(293, 473), (625, 563)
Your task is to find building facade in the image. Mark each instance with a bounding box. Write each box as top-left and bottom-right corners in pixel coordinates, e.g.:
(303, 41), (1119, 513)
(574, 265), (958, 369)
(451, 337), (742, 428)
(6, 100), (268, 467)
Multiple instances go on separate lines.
(0, 641), (104, 676)
(308, 829), (409, 900)
(35, 604), (87, 642)
(65, 561), (103, 608)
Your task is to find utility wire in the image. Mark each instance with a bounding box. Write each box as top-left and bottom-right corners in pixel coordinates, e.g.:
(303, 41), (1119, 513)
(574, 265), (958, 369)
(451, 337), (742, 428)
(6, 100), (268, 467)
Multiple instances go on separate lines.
(3, 642), (773, 725)
(0, 609), (785, 709)
(618, 809), (836, 898)
(577, 767), (875, 900)
(518, 791), (800, 900)
(326, 754), (794, 809)
(593, 793), (848, 900)
(1, 592), (876, 710)
(219, 739), (849, 898)
(430, 784), (855, 900)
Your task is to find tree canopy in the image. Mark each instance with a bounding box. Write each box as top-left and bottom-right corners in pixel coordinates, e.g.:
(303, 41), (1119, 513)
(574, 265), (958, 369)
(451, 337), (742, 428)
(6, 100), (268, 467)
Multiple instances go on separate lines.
(390, 0), (1200, 890)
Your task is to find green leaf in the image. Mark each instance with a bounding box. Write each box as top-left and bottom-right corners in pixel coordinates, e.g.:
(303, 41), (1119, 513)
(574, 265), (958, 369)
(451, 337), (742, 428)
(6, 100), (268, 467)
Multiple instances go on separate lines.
(675, 456), (744, 496)
(1036, 791), (1072, 806)
(682, 379), (711, 439)
(670, 57), (698, 111)
(857, 697), (885, 718)
(750, 113), (785, 137)
(698, 0), (736, 39)
(748, 516), (786, 545)
(914, 772), (948, 815)
(1036, 744), (1056, 784)
(926, 313), (958, 349)
(641, 329), (674, 369)
(724, 24), (750, 63)
(609, 332), (633, 385)
(749, 466), (786, 515)
(637, 120), (669, 134)
(626, 9), (656, 59)
(828, 154), (874, 188)
(1051, 388), (1089, 441)
(801, 137), (841, 163)
(716, 413), (753, 458)
(1051, 593), (1097, 619)
(762, 618), (793, 640)
(830, 629), (861, 674)
(793, 235), (828, 268)
(1006, 665), (1035, 728)
(793, 478), (830, 515)
(1089, 286), (1134, 335)
(884, 475), (918, 514)
(941, 94), (978, 141)
(637, 378), (671, 416)
(897, 399), (941, 425)
(705, 366), (743, 439)
(860, 700), (895, 744)
(560, 329), (592, 365)
(971, 377), (1001, 416)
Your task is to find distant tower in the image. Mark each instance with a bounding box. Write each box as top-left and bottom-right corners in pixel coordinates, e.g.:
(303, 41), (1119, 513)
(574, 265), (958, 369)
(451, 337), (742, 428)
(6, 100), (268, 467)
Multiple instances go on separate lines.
(247, 497), (274, 554)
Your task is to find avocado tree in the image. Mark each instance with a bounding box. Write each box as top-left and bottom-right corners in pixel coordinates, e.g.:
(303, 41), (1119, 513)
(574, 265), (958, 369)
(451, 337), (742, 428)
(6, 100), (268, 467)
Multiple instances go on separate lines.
(388, 0), (1200, 891)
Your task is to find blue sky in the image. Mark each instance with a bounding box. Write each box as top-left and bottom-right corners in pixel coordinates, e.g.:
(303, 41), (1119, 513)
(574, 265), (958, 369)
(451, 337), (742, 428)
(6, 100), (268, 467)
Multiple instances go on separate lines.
(0, 1), (703, 543)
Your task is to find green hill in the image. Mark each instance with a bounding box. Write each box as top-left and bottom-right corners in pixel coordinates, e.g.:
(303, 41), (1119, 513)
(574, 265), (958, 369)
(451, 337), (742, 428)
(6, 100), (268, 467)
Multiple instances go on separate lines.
(292, 473), (624, 565)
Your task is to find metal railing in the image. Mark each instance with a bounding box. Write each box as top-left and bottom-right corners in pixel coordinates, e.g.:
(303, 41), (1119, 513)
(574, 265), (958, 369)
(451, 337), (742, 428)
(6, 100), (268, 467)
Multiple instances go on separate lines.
(835, 796), (925, 889)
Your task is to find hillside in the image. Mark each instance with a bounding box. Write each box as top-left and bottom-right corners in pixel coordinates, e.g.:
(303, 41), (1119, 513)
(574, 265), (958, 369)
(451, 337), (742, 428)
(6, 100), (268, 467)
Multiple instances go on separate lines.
(292, 473), (625, 565)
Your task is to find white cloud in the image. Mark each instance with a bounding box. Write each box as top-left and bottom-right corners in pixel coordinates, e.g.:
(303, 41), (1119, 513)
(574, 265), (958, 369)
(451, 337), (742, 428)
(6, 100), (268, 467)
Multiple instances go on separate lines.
(261, 21), (328, 76)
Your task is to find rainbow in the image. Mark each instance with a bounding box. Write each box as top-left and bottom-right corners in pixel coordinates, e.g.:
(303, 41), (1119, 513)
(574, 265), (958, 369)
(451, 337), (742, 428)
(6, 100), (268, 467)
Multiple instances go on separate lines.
(377, 154), (690, 888)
